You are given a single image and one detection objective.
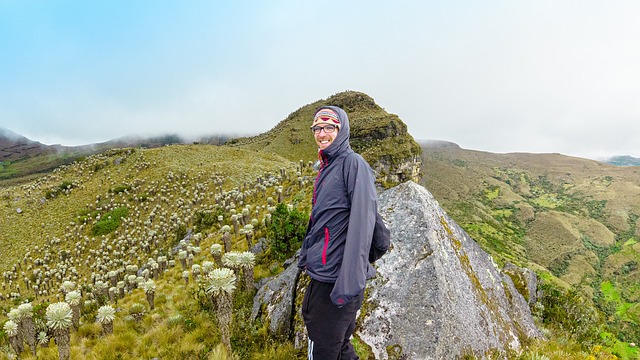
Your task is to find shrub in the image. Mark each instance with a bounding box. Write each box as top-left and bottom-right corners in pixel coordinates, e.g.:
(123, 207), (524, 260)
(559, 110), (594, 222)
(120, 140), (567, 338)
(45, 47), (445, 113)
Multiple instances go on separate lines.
(538, 282), (603, 347)
(194, 209), (221, 233)
(92, 206), (128, 236)
(266, 203), (308, 261)
(110, 184), (132, 194)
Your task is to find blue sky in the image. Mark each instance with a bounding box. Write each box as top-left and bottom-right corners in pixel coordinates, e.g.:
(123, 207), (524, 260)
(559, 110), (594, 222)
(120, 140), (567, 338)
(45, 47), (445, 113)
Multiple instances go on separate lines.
(1, 1), (639, 160)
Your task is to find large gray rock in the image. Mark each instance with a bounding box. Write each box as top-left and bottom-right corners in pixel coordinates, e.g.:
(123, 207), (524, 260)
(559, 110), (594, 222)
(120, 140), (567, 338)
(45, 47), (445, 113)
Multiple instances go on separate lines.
(358, 181), (541, 359)
(252, 181), (541, 359)
(251, 258), (301, 338)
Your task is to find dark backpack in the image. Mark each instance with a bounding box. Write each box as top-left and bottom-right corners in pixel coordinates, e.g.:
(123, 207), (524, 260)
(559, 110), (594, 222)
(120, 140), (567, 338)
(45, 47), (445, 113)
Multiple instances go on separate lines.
(369, 212), (390, 263)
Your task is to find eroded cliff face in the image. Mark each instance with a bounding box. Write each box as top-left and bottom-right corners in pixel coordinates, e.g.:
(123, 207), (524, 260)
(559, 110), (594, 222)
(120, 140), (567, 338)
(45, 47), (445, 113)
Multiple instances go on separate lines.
(253, 181), (541, 359)
(372, 154), (422, 186)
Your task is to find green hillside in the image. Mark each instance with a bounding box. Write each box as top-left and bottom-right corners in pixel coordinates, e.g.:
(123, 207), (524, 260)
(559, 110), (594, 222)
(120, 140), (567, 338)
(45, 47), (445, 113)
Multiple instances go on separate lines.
(0, 144), (317, 359)
(421, 140), (640, 358)
(0, 91), (424, 359)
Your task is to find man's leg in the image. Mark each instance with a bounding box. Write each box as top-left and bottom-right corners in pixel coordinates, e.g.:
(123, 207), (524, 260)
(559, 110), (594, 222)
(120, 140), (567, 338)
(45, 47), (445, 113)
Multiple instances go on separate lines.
(302, 279), (363, 360)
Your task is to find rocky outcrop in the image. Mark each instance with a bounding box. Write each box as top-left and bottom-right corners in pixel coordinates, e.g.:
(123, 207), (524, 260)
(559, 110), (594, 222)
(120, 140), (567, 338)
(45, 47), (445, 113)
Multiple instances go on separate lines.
(251, 257), (301, 338)
(360, 181), (541, 359)
(373, 154), (422, 185)
(502, 262), (538, 306)
(253, 181), (542, 359)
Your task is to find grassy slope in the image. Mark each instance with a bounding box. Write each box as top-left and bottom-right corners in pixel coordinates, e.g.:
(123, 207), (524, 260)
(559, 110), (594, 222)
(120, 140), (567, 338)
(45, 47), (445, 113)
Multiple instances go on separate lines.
(1, 144), (316, 359)
(0, 91), (423, 359)
(1, 138), (639, 358)
(0, 145), (297, 274)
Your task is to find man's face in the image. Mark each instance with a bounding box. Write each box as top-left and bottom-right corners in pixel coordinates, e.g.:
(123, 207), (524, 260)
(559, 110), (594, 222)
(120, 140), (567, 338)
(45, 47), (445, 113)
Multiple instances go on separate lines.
(313, 123), (339, 150)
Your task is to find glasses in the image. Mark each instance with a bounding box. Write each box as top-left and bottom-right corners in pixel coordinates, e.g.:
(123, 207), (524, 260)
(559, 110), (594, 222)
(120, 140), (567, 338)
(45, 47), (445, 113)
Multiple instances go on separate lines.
(311, 124), (338, 134)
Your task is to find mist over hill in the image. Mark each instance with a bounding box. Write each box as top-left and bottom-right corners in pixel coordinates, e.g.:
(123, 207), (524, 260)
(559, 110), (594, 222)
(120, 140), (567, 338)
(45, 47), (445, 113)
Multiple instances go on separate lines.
(0, 129), (232, 185)
(605, 155), (640, 167)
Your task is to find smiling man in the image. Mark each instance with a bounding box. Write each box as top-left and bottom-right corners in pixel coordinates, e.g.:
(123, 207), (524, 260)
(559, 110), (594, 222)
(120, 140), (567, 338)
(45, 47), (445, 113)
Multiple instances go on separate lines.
(312, 108), (341, 150)
(299, 106), (388, 360)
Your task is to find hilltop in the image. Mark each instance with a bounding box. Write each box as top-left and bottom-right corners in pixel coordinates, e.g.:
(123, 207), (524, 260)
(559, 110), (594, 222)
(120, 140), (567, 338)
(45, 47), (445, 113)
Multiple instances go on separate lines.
(230, 91), (423, 188)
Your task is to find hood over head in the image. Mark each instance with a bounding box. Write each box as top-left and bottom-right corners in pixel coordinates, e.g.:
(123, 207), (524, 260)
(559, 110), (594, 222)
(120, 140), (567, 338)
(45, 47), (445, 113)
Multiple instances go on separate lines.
(315, 105), (351, 160)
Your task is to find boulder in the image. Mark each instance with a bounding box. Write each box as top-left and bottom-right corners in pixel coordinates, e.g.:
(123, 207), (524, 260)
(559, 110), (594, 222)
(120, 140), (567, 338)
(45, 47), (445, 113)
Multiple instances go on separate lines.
(359, 181), (541, 359)
(251, 259), (301, 339)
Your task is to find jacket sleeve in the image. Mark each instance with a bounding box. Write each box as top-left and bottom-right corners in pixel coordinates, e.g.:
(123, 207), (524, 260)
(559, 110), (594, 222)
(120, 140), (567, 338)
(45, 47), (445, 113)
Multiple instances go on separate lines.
(330, 154), (377, 306)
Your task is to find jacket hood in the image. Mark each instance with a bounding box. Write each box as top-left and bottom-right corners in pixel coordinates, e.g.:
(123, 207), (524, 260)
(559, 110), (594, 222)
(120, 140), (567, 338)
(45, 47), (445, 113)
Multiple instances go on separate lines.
(316, 105), (351, 160)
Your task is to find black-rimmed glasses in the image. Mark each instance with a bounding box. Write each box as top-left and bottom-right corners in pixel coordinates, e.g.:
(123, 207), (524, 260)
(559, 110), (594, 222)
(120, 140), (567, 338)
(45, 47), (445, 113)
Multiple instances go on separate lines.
(311, 124), (337, 134)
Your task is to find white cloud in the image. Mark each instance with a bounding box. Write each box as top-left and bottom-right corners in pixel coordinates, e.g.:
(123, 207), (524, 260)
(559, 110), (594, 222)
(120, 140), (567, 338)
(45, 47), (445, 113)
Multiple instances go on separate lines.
(2, 1), (640, 159)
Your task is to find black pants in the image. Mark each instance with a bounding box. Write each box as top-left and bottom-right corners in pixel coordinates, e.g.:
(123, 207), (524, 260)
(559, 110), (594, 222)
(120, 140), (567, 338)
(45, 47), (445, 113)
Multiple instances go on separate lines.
(302, 279), (364, 360)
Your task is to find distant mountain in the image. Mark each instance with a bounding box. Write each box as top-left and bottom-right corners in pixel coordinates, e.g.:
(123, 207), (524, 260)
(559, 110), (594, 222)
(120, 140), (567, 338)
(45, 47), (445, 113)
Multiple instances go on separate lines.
(0, 128), (231, 183)
(604, 155), (640, 167)
(0, 127), (65, 162)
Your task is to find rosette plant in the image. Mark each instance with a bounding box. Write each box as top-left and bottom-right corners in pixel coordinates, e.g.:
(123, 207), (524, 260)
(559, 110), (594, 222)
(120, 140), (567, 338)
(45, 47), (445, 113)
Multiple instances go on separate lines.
(7, 309), (24, 355)
(46, 302), (73, 360)
(59, 281), (75, 296)
(222, 252), (243, 289)
(231, 215), (239, 236)
(37, 331), (50, 348)
(144, 280), (156, 310)
(18, 302), (36, 355)
(204, 268), (236, 352)
(221, 225), (232, 252)
(243, 224), (254, 248)
(96, 305), (116, 335)
(238, 251), (256, 292)
(3, 320), (22, 356)
(210, 244), (223, 267)
(64, 290), (82, 330)
(191, 264), (202, 281)
(178, 250), (188, 269)
(201, 261), (215, 274)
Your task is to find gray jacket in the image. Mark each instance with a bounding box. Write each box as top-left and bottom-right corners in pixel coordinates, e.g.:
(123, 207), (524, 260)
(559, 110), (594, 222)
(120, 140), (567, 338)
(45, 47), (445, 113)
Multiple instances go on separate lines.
(298, 106), (378, 306)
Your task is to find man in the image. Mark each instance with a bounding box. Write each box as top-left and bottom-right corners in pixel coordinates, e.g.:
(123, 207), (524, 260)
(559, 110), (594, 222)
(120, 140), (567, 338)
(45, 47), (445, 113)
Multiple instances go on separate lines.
(298, 105), (385, 359)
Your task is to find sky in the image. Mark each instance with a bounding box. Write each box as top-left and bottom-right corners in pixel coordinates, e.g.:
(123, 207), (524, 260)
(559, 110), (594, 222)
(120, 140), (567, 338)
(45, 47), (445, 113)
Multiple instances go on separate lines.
(1, 1), (639, 161)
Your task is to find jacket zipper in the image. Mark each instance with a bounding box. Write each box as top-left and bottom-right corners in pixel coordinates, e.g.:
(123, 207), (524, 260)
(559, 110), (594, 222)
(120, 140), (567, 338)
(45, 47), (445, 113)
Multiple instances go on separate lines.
(322, 227), (329, 265)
